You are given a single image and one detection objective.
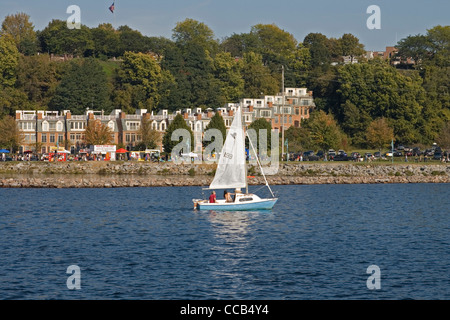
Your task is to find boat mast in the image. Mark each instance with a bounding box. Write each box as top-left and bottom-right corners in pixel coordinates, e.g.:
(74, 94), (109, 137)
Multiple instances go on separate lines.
(243, 107), (249, 195)
(247, 132), (275, 198)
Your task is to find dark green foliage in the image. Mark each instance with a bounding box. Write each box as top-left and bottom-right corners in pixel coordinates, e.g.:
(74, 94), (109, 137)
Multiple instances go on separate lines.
(162, 114), (194, 154)
(49, 58), (110, 114)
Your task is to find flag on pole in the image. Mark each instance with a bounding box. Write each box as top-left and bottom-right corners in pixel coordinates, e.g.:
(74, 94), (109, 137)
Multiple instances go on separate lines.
(109, 2), (115, 13)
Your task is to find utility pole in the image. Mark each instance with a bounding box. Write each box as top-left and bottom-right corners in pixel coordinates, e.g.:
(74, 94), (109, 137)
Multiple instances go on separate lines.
(281, 65), (285, 162)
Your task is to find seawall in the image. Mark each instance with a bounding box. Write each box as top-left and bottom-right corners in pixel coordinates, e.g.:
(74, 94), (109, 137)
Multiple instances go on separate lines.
(0, 161), (449, 188)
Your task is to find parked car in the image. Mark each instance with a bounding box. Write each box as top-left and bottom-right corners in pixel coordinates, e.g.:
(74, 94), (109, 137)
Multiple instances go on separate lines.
(385, 151), (393, 157)
(374, 151), (381, 159)
(303, 151), (319, 161)
(332, 154), (350, 161)
(338, 150), (347, 156)
(433, 152), (443, 160)
(412, 147), (422, 156)
(393, 150), (403, 157)
(316, 150), (325, 159)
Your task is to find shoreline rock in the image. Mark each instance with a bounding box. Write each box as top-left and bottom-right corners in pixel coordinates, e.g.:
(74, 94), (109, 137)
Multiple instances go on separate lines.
(0, 161), (449, 188)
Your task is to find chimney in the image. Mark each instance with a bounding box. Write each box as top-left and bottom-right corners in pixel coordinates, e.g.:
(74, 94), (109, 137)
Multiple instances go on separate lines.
(229, 109), (234, 117)
(249, 105), (254, 112)
(217, 110), (222, 116)
(15, 111), (22, 120)
(144, 113), (150, 120)
(268, 102), (273, 108)
(308, 91), (313, 96)
(88, 113), (94, 120)
(183, 112), (189, 119)
(207, 111), (213, 118)
(197, 113), (202, 120)
(37, 112), (43, 120)
(120, 112), (126, 119)
(66, 111), (71, 119)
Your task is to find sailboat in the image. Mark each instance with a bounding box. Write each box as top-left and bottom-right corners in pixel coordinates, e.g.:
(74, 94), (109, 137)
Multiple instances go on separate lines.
(193, 106), (278, 211)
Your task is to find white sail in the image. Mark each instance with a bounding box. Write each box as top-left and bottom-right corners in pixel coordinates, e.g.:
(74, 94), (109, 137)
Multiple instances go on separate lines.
(209, 107), (247, 190)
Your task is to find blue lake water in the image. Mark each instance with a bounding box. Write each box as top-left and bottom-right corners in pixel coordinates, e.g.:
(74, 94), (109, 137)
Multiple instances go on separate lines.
(0, 184), (449, 300)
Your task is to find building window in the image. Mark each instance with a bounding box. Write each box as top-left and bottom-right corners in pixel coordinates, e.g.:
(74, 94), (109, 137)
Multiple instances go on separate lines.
(295, 108), (300, 115)
(126, 121), (140, 131)
(50, 134), (55, 143)
(260, 110), (271, 117)
(301, 99), (310, 106)
(56, 121), (63, 132)
(41, 134), (47, 143)
(24, 133), (36, 142)
(58, 134), (64, 143)
(282, 107), (291, 114)
(70, 122), (85, 130)
(42, 121), (49, 131)
(70, 134), (75, 141)
(49, 123), (56, 131)
(20, 122), (36, 131)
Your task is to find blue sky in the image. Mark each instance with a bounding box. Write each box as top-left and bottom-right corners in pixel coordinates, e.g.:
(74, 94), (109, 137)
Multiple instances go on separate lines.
(1, 0), (449, 50)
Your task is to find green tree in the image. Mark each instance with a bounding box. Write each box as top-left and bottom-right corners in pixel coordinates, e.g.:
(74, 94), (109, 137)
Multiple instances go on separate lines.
(213, 52), (244, 104)
(39, 19), (93, 56)
(138, 118), (161, 149)
(0, 35), (19, 87)
(336, 60), (426, 144)
(396, 34), (431, 67)
(365, 118), (394, 150)
(50, 58), (110, 114)
(161, 42), (219, 110)
(0, 115), (23, 152)
(220, 32), (260, 57)
(436, 121), (450, 150)
(303, 33), (331, 70)
(305, 110), (343, 150)
(285, 126), (314, 153)
(162, 113), (194, 154)
(117, 25), (149, 54)
(15, 54), (65, 108)
(250, 24), (297, 64)
(203, 111), (227, 149)
(91, 23), (121, 58)
(0, 87), (33, 118)
(84, 120), (113, 145)
(248, 118), (272, 150)
(172, 18), (218, 55)
(241, 52), (279, 97)
(337, 33), (365, 64)
(114, 51), (174, 112)
(1, 12), (37, 55)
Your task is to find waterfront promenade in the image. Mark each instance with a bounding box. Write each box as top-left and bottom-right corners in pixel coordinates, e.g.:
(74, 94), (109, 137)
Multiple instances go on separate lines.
(1, 161), (449, 188)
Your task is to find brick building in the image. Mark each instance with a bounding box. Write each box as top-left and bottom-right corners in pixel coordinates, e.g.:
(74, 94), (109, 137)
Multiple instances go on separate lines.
(15, 87), (314, 154)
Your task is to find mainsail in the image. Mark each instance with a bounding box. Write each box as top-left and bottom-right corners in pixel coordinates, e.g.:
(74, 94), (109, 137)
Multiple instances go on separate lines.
(208, 106), (247, 190)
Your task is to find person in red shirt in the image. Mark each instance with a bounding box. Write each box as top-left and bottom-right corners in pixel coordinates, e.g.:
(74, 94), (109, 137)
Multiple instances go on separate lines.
(209, 191), (216, 203)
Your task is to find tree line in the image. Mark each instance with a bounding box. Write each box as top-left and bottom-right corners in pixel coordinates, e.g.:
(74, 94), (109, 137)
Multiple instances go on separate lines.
(0, 12), (449, 150)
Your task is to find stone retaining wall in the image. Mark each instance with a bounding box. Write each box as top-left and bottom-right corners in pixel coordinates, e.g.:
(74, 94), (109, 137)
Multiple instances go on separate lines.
(0, 161), (449, 188)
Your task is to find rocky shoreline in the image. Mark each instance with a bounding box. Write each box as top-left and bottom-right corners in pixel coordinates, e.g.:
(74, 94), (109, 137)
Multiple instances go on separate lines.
(1, 161), (449, 188)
